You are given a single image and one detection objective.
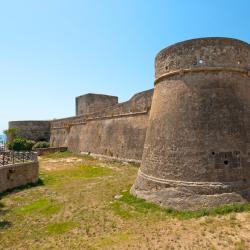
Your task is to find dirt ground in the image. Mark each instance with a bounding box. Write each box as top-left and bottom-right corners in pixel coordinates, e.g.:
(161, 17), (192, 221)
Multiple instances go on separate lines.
(0, 152), (249, 250)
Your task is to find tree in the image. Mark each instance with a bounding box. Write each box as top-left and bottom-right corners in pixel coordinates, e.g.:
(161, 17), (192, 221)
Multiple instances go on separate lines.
(3, 128), (19, 145)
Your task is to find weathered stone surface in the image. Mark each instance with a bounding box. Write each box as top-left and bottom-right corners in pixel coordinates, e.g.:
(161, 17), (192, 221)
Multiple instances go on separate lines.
(9, 121), (50, 141)
(0, 161), (39, 193)
(35, 147), (67, 156)
(132, 37), (250, 210)
(8, 37), (250, 210)
(9, 89), (153, 162)
(50, 89), (153, 161)
(76, 93), (118, 116)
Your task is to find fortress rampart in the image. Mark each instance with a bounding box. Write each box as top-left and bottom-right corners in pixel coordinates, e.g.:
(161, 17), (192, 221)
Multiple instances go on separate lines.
(50, 89), (153, 161)
(132, 37), (250, 210)
(76, 93), (118, 116)
(9, 89), (153, 162)
(9, 37), (250, 210)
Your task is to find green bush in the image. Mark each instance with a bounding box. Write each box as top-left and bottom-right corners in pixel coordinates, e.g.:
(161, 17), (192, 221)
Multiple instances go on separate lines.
(8, 137), (36, 151)
(26, 140), (36, 150)
(11, 137), (29, 151)
(7, 142), (13, 150)
(33, 141), (50, 149)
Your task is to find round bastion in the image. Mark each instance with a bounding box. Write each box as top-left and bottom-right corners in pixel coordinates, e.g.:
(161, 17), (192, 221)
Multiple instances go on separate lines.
(131, 37), (250, 210)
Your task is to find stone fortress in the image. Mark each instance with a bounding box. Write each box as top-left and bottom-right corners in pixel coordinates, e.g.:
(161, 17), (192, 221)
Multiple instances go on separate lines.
(10, 89), (154, 162)
(9, 37), (250, 210)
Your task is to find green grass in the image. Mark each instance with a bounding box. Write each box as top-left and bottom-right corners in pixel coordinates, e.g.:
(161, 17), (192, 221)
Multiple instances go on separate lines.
(46, 221), (77, 234)
(39, 171), (60, 186)
(96, 232), (131, 248)
(44, 151), (94, 160)
(71, 165), (114, 178)
(43, 151), (76, 158)
(111, 191), (250, 220)
(14, 198), (61, 216)
(40, 164), (114, 187)
(0, 153), (249, 249)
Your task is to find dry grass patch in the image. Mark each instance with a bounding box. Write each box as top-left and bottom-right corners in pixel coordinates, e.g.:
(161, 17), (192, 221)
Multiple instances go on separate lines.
(0, 152), (249, 250)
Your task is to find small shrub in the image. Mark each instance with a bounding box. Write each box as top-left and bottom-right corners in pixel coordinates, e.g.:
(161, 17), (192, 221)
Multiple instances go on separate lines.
(25, 140), (36, 150)
(33, 141), (50, 149)
(8, 137), (36, 151)
(11, 137), (29, 151)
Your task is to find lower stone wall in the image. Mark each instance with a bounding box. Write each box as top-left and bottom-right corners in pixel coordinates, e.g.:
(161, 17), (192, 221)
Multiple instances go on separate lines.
(0, 162), (39, 193)
(50, 113), (149, 161)
(36, 147), (68, 156)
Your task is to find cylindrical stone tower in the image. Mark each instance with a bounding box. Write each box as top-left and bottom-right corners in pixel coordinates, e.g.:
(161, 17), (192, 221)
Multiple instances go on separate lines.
(132, 37), (250, 210)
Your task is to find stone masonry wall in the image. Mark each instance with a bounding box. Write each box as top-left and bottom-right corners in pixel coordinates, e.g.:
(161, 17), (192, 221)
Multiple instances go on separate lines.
(132, 37), (250, 210)
(50, 89), (153, 161)
(76, 93), (118, 116)
(0, 161), (39, 193)
(9, 121), (51, 142)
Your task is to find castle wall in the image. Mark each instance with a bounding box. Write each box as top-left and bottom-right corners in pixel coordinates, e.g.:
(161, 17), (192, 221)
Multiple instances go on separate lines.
(9, 121), (51, 142)
(132, 37), (250, 210)
(50, 89), (153, 161)
(76, 93), (118, 116)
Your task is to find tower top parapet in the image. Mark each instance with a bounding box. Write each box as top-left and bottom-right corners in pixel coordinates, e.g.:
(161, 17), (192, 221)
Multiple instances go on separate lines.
(155, 37), (250, 83)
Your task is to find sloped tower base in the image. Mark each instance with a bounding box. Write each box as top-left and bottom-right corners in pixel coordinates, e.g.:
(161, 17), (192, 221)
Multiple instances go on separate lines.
(132, 38), (250, 210)
(131, 174), (250, 210)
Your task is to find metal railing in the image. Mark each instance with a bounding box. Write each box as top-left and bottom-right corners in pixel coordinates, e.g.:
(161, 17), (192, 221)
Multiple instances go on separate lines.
(0, 151), (37, 166)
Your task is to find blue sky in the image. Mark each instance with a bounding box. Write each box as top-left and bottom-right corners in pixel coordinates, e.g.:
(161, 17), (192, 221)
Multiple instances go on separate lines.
(0, 0), (249, 132)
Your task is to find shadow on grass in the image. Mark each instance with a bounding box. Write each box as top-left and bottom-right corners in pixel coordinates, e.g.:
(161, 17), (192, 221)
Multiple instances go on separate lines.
(0, 202), (9, 216)
(0, 201), (9, 216)
(0, 178), (44, 199)
(0, 201), (11, 230)
(0, 179), (45, 229)
(0, 220), (12, 230)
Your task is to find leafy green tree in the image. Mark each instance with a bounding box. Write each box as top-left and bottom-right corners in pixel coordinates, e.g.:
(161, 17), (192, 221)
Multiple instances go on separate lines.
(3, 128), (20, 149)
